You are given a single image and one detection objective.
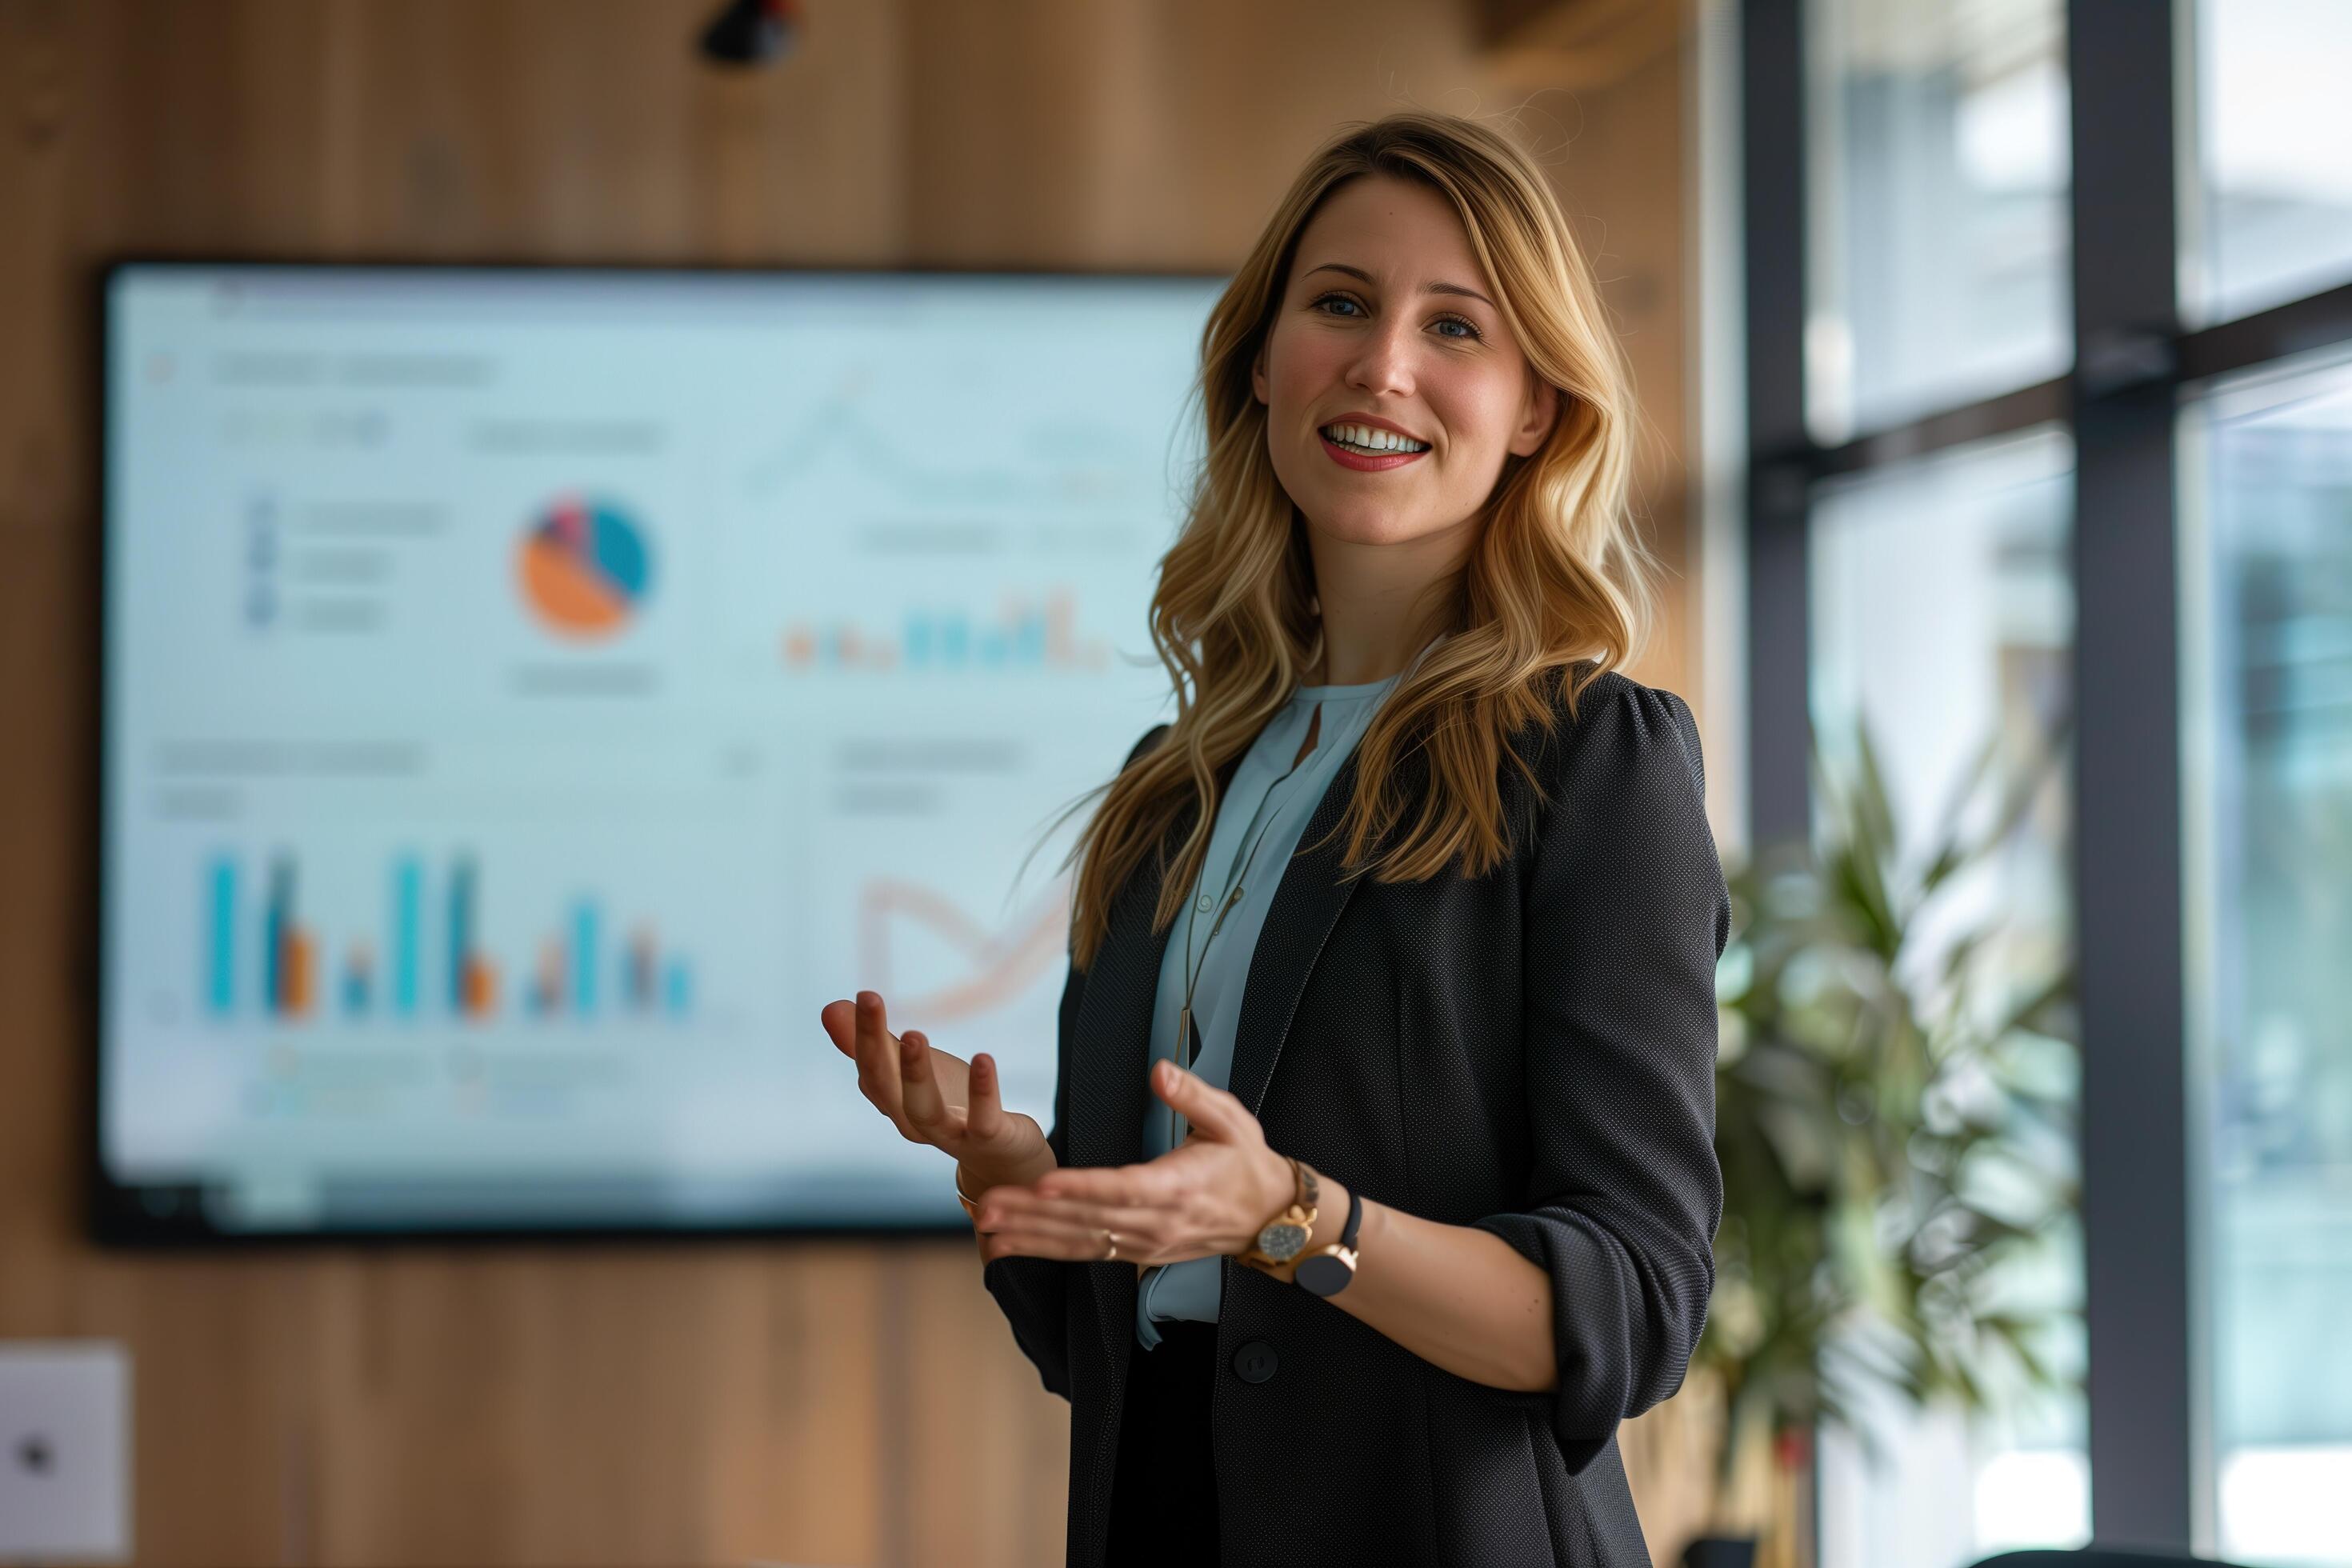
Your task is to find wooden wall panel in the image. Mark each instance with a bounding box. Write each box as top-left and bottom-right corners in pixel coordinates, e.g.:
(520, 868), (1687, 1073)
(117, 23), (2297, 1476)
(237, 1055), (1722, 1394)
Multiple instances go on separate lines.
(1549, 31), (1699, 705)
(0, 2), (1709, 1561)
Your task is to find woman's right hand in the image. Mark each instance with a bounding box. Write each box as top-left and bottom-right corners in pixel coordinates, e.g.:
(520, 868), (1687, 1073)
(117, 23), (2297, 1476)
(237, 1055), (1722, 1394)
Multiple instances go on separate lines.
(818, 990), (1053, 1186)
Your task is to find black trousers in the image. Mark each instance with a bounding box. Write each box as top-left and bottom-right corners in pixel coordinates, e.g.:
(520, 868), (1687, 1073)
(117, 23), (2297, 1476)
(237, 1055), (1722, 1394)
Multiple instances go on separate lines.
(1105, 1318), (1221, 1564)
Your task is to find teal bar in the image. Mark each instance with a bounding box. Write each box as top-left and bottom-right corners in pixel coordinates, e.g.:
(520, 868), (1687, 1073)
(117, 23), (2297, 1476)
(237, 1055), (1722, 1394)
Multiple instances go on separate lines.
(208, 855), (236, 1015)
(573, 900), (597, 1016)
(263, 857), (291, 1017)
(394, 855), (421, 1017)
(448, 857), (474, 1013)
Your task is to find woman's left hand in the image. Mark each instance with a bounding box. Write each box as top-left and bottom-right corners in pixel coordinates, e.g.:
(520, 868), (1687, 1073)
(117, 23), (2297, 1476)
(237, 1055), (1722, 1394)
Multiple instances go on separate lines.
(974, 1058), (1292, 1267)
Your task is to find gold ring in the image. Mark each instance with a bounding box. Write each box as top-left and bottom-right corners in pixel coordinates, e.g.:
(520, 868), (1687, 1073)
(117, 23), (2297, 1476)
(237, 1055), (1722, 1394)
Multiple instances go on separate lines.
(1100, 1229), (1119, 1262)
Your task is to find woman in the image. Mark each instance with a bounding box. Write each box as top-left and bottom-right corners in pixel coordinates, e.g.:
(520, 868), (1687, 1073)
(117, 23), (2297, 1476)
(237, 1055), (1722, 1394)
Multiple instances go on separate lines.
(819, 110), (1728, 1567)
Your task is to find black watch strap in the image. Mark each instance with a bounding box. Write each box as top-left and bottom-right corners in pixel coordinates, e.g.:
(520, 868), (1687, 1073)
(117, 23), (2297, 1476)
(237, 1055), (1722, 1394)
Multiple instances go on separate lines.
(1294, 1189), (1364, 1298)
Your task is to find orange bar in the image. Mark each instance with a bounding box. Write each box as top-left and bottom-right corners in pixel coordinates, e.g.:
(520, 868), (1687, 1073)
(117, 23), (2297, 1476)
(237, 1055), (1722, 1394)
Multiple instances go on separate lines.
(463, 954), (499, 1018)
(283, 929), (314, 1017)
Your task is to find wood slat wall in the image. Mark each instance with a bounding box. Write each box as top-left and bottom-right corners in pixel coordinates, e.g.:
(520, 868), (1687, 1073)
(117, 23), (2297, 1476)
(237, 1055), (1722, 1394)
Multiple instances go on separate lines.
(0, 2), (1709, 1561)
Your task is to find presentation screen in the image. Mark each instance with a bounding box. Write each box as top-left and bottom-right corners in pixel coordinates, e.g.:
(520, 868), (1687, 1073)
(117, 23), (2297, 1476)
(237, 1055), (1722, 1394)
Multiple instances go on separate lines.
(97, 261), (1217, 1240)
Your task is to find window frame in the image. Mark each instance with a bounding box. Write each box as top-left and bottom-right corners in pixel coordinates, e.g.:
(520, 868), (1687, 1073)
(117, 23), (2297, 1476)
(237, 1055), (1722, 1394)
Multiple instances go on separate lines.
(1738, 0), (2352, 1552)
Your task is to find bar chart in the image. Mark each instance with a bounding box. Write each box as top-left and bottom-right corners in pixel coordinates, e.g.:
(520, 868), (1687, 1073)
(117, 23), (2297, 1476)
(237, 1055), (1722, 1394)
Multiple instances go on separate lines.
(204, 850), (695, 1026)
(779, 586), (1110, 674)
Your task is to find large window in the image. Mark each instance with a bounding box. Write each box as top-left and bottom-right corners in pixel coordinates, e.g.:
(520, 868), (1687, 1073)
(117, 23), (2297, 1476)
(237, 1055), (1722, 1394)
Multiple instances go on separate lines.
(1809, 430), (2084, 1567)
(2182, 349), (2352, 1568)
(1803, 0), (2070, 442)
(1738, 0), (2352, 1562)
(2183, 0), (2352, 325)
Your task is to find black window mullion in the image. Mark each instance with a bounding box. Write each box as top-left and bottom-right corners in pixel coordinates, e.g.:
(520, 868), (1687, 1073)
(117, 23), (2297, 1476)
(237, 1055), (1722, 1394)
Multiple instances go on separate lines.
(2066, 0), (2196, 1551)
(1742, 0), (1811, 846)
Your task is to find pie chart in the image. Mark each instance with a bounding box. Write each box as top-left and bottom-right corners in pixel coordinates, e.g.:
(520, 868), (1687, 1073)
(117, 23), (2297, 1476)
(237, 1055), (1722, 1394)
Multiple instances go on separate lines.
(518, 496), (651, 639)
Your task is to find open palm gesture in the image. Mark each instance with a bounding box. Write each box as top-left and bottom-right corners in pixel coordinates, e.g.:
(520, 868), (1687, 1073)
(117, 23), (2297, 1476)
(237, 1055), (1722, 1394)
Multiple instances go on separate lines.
(817, 989), (1049, 1182)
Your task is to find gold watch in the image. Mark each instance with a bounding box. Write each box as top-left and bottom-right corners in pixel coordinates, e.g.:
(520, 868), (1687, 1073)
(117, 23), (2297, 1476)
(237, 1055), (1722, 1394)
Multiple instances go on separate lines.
(1238, 1155), (1318, 1280)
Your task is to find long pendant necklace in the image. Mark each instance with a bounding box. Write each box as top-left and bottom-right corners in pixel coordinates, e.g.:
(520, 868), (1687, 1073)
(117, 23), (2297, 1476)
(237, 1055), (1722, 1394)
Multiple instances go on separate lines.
(1168, 702), (1320, 1149)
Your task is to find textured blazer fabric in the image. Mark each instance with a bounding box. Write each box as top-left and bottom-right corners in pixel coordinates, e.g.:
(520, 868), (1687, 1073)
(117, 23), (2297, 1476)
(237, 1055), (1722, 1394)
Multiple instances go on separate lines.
(983, 666), (1731, 1568)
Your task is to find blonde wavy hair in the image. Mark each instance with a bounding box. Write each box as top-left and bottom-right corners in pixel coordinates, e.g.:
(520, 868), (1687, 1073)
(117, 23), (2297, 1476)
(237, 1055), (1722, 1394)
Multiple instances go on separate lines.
(1037, 110), (1658, 971)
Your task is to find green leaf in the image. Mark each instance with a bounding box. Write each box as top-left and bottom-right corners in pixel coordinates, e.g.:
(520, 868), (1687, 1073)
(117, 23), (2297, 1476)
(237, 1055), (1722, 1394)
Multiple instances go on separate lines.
(1708, 704), (2082, 1444)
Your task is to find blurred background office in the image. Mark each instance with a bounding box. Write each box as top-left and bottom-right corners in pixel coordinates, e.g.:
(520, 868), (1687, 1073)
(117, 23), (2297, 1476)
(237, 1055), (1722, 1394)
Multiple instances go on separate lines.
(0, 1), (2343, 1566)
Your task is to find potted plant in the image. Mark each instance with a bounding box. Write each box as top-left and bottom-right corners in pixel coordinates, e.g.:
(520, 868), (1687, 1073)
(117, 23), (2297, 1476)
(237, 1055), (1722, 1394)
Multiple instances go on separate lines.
(1682, 717), (2081, 1568)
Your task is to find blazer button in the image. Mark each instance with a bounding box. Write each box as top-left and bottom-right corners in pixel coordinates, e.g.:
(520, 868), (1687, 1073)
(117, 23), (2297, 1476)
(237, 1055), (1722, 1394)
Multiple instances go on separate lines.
(1232, 1339), (1278, 1384)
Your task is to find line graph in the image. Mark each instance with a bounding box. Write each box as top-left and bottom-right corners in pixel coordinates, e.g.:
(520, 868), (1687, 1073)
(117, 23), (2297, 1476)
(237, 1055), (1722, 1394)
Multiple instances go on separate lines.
(854, 871), (1071, 1023)
(739, 392), (1144, 510)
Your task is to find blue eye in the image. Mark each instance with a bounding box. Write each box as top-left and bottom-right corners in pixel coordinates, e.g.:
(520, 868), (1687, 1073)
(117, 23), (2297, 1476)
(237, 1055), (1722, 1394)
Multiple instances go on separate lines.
(1310, 291), (1483, 342)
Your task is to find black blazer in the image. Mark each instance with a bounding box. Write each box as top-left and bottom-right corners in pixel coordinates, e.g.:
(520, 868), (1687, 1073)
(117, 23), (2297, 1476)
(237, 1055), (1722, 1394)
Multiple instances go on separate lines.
(985, 667), (1730, 1567)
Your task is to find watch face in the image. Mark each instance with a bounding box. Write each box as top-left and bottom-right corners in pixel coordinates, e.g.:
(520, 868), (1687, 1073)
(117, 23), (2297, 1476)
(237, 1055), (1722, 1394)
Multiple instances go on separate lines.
(1256, 1221), (1309, 1261)
(1294, 1253), (1354, 1296)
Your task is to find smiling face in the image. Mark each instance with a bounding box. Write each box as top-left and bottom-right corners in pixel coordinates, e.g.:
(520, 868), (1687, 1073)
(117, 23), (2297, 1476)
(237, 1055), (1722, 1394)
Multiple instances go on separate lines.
(1251, 172), (1559, 557)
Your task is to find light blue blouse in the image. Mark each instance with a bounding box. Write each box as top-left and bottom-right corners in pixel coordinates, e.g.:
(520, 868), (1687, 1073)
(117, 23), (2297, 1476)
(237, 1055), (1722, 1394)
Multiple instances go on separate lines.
(1134, 657), (1421, 1351)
